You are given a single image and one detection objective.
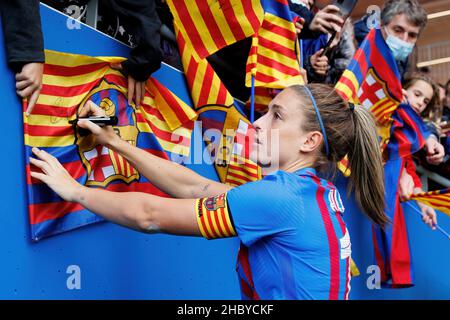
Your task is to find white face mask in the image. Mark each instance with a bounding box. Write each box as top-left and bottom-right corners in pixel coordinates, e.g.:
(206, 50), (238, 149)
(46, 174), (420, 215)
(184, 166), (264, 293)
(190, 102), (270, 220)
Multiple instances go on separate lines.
(384, 28), (415, 62)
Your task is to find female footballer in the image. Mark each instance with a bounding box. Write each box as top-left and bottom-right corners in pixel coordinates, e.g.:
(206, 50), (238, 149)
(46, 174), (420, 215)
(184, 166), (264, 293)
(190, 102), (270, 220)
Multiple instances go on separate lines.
(29, 84), (388, 300)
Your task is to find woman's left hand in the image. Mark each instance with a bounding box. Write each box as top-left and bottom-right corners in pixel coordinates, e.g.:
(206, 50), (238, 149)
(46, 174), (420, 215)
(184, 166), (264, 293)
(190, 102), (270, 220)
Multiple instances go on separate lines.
(29, 147), (84, 202)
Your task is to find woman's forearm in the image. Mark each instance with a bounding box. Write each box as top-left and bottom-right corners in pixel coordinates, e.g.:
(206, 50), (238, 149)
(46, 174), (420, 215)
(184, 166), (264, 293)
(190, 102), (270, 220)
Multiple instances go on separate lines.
(73, 185), (155, 232)
(107, 137), (229, 198)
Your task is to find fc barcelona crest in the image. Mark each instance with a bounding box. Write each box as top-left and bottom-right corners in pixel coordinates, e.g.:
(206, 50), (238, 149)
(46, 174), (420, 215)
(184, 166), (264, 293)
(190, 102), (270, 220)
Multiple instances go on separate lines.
(75, 79), (140, 187)
(204, 193), (226, 211)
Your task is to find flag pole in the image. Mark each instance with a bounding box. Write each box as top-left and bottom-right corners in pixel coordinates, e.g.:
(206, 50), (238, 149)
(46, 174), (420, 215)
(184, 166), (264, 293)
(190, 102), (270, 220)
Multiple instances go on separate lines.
(404, 201), (450, 240)
(299, 39), (304, 69)
(250, 74), (255, 123)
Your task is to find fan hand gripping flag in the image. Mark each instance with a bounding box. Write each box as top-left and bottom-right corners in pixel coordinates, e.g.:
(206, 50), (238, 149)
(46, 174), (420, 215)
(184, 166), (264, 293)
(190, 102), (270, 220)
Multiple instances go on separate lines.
(407, 188), (450, 217)
(24, 50), (197, 241)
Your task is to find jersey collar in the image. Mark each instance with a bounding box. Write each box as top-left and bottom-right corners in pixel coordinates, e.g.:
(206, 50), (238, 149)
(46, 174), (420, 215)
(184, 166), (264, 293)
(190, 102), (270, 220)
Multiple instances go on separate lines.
(293, 167), (317, 177)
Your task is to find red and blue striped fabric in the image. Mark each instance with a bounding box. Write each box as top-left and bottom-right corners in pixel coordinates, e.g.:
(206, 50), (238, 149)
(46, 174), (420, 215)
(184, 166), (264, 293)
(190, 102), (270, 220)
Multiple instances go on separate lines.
(386, 103), (430, 160)
(335, 28), (403, 174)
(335, 28), (403, 122)
(372, 158), (414, 287)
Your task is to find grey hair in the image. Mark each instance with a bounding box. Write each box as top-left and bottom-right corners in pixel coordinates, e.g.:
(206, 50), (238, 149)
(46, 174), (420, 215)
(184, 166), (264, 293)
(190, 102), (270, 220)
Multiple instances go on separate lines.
(381, 0), (428, 31)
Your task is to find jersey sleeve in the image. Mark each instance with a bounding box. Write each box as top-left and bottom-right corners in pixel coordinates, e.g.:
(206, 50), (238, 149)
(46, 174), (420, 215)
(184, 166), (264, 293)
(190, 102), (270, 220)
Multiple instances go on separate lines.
(195, 174), (300, 246)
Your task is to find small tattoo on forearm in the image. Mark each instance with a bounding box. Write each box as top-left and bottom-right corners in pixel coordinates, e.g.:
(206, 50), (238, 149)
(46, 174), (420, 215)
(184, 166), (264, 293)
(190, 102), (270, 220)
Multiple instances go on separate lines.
(144, 224), (161, 234)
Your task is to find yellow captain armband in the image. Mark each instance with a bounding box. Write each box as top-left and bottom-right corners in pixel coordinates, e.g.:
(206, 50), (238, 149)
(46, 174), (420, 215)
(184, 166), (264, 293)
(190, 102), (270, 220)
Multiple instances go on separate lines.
(196, 193), (237, 240)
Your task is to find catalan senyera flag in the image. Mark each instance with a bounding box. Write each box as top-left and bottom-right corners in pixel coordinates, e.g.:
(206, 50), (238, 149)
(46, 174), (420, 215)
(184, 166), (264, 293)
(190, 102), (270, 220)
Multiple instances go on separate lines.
(245, 0), (304, 89)
(166, 0), (263, 60)
(407, 188), (450, 216)
(335, 28), (403, 145)
(244, 87), (279, 114)
(24, 50), (197, 241)
(176, 26), (261, 186)
(386, 103), (430, 160)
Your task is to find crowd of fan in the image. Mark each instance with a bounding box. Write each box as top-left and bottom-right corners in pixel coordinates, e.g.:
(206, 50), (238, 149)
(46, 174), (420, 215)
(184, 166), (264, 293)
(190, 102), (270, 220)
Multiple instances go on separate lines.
(1, 0), (449, 183)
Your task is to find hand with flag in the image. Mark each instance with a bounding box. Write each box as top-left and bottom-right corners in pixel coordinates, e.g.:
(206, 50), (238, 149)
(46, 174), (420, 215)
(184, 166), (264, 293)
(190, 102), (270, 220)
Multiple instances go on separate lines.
(414, 189), (438, 230)
(402, 188), (450, 238)
(16, 62), (44, 116)
(398, 168), (415, 202)
(111, 62), (146, 109)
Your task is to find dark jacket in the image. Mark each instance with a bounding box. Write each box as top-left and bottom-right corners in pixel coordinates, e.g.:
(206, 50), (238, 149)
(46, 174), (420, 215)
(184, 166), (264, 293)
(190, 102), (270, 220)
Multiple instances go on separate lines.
(102, 0), (163, 81)
(0, 0), (45, 72)
(41, 0), (163, 81)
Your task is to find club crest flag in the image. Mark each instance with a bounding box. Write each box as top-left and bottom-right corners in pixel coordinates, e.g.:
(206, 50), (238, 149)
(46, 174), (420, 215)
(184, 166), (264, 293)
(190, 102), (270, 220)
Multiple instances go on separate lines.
(335, 28), (403, 145)
(24, 50), (197, 241)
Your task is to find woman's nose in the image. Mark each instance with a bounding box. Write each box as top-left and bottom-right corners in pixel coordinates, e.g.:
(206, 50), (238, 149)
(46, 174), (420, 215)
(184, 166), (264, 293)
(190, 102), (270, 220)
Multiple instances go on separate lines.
(253, 117), (262, 131)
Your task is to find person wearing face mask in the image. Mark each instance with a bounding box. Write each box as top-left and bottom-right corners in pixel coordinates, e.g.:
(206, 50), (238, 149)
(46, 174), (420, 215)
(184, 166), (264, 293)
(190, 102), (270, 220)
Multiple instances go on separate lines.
(398, 74), (444, 228)
(380, 0), (427, 78)
(350, 1), (444, 289)
(355, 0), (427, 78)
(379, 1), (445, 168)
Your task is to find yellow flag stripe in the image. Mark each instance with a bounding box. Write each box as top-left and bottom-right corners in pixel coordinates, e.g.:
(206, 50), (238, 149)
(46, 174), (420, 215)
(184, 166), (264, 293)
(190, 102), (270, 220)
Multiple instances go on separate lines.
(185, 4), (219, 56)
(25, 134), (74, 147)
(215, 207), (231, 237)
(196, 199), (209, 238)
(24, 113), (74, 127)
(257, 45), (299, 68)
(42, 68), (121, 87)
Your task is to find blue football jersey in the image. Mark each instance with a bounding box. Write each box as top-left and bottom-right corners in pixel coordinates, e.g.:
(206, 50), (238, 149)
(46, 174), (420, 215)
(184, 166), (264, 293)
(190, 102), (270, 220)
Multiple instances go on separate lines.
(195, 168), (351, 300)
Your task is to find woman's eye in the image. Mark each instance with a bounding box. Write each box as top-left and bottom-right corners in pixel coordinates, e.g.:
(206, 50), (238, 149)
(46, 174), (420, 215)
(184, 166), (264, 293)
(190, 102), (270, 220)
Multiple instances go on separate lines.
(274, 112), (282, 120)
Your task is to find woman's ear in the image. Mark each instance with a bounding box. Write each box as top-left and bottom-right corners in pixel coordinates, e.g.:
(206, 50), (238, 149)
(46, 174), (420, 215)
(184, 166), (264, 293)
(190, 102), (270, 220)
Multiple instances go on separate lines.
(299, 131), (323, 154)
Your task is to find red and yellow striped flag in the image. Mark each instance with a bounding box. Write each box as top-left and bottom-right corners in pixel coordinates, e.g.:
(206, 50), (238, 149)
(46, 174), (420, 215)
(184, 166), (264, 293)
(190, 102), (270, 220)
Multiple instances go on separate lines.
(176, 26), (262, 186)
(408, 188), (450, 216)
(245, 0), (304, 89)
(166, 0), (263, 59)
